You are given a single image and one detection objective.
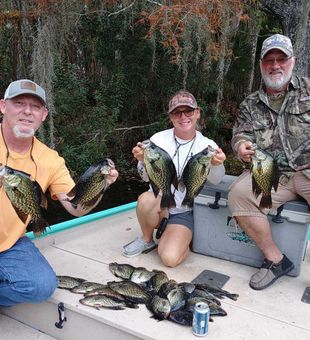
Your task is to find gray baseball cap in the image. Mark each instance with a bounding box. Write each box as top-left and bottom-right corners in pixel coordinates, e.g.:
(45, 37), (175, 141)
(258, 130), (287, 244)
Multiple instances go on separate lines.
(168, 91), (198, 113)
(4, 79), (46, 105)
(261, 34), (294, 59)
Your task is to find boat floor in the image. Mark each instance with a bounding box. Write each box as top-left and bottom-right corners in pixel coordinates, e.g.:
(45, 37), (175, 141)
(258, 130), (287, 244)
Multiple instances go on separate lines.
(1, 208), (310, 340)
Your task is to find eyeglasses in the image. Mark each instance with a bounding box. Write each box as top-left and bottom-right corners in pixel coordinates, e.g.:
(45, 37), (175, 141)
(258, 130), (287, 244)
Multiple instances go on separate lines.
(261, 56), (293, 66)
(170, 109), (195, 118)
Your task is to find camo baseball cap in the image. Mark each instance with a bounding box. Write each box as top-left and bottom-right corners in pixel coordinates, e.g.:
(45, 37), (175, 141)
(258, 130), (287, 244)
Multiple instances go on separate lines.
(261, 34), (293, 59)
(4, 79), (46, 105)
(168, 90), (198, 113)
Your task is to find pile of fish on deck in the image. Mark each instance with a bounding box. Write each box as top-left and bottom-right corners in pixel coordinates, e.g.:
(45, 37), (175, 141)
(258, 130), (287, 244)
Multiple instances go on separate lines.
(57, 262), (239, 326)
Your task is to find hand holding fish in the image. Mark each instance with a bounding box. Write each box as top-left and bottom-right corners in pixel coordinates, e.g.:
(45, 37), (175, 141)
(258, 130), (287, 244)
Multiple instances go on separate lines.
(104, 167), (119, 186)
(132, 142), (145, 162)
(238, 141), (255, 163)
(211, 148), (226, 166)
(62, 158), (117, 215)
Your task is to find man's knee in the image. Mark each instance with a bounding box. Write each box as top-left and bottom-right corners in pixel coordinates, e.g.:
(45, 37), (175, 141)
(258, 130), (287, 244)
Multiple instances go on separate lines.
(14, 271), (57, 303)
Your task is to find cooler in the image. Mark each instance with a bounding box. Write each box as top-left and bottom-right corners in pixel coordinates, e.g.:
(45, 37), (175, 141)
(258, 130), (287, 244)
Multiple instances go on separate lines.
(193, 175), (310, 276)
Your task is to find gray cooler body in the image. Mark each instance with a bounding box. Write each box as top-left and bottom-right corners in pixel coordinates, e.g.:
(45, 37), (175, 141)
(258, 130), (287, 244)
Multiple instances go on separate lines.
(193, 175), (310, 277)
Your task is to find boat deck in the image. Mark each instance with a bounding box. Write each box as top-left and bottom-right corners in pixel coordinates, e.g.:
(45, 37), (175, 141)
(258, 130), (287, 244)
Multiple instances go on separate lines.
(1, 206), (310, 340)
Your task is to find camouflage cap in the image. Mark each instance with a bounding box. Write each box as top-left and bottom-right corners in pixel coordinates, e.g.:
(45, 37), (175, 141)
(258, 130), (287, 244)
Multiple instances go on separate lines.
(168, 90), (198, 113)
(261, 34), (293, 59)
(4, 79), (46, 105)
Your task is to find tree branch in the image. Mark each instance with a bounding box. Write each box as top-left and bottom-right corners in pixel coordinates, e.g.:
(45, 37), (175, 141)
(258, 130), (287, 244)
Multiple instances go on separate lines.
(146, 0), (163, 6)
(108, 0), (137, 17)
(114, 122), (159, 131)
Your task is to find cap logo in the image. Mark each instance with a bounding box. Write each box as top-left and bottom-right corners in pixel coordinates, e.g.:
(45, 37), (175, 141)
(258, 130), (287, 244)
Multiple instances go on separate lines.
(261, 34), (293, 59)
(20, 81), (36, 92)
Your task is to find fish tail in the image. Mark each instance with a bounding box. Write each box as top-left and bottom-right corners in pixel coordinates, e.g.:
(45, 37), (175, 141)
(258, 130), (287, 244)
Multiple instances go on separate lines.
(181, 195), (193, 208)
(32, 218), (49, 237)
(160, 192), (175, 209)
(125, 302), (139, 309)
(259, 195), (272, 209)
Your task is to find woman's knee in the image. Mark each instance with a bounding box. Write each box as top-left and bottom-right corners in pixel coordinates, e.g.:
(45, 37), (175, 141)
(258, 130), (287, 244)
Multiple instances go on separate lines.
(158, 248), (186, 268)
(137, 192), (160, 213)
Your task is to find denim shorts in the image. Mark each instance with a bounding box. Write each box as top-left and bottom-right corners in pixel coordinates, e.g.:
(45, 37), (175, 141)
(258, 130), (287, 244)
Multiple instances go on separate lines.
(168, 211), (194, 232)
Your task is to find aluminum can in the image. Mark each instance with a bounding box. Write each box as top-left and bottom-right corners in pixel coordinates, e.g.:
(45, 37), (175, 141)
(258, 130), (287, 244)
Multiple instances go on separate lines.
(192, 302), (209, 336)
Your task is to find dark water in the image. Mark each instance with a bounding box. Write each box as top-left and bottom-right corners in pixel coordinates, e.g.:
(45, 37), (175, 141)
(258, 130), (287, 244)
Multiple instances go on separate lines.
(45, 179), (149, 225)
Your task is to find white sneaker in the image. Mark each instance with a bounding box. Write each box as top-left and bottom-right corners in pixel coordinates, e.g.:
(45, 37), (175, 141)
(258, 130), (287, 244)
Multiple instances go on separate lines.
(122, 237), (156, 257)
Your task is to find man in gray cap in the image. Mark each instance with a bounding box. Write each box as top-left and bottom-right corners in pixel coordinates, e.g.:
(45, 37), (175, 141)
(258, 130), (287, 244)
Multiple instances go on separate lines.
(228, 34), (310, 290)
(0, 79), (118, 306)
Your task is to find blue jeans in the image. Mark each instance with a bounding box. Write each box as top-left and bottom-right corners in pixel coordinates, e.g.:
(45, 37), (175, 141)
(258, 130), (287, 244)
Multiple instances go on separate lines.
(0, 236), (57, 307)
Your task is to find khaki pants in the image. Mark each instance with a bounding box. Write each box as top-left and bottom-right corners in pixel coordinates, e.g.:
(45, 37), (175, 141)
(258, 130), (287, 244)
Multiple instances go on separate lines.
(228, 170), (310, 218)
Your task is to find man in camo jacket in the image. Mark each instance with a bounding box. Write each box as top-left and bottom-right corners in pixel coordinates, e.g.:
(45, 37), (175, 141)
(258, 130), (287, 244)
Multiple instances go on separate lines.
(228, 34), (310, 290)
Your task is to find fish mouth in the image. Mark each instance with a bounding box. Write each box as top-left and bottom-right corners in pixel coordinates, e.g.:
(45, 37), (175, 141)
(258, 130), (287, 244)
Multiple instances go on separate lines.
(141, 139), (151, 148)
(0, 164), (6, 176)
(107, 158), (115, 167)
(3, 174), (21, 187)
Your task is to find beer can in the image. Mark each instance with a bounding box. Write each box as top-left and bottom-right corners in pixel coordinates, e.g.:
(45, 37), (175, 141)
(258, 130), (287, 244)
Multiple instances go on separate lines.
(192, 302), (209, 336)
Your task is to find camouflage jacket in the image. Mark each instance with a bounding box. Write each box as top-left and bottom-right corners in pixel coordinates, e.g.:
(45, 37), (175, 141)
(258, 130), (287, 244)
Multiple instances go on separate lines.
(232, 75), (310, 178)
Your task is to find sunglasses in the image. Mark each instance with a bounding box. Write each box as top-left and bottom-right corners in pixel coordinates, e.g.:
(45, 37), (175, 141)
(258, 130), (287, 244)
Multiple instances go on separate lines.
(261, 56), (292, 66)
(170, 108), (195, 118)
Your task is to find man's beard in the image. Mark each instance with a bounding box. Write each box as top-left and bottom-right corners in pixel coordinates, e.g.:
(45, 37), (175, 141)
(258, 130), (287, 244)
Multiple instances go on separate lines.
(261, 63), (294, 90)
(13, 125), (35, 138)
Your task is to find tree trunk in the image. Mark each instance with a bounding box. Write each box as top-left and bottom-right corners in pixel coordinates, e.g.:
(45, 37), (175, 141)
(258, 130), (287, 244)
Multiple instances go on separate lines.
(245, 15), (261, 96)
(260, 0), (310, 77)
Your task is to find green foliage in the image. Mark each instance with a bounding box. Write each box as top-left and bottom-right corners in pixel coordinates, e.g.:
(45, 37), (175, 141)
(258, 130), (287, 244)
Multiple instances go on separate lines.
(0, 0), (293, 181)
(224, 154), (244, 176)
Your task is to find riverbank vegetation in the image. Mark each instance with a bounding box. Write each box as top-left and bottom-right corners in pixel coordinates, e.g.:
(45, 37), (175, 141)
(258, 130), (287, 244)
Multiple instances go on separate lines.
(0, 0), (309, 182)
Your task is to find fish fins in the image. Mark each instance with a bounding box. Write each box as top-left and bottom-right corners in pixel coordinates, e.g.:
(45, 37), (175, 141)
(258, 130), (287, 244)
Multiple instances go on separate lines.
(31, 217), (49, 237)
(40, 194), (48, 210)
(181, 195), (194, 208)
(13, 206), (29, 224)
(124, 302), (139, 309)
(160, 193), (175, 209)
(168, 310), (193, 326)
(66, 186), (76, 198)
(272, 162), (280, 192)
(178, 178), (186, 192)
(259, 195), (272, 209)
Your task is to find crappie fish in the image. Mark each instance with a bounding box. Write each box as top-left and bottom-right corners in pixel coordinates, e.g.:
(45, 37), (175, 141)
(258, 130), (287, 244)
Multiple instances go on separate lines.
(84, 286), (126, 301)
(109, 262), (136, 280)
(2, 169), (48, 236)
(179, 145), (215, 207)
(195, 283), (239, 301)
(148, 270), (169, 293)
(251, 145), (280, 209)
(166, 285), (187, 312)
(168, 310), (193, 326)
(130, 267), (156, 286)
(157, 279), (178, 298)
(107, 280), (150, 304)
(71, 281), (106, 294)
(146, 295), (171, 320)
(57, 275), (86, 290)
(143, 141), (178, 209)
(186, 297), (227, 316)
(79, 295), (138, 310)
(67, 158), (115, 209)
